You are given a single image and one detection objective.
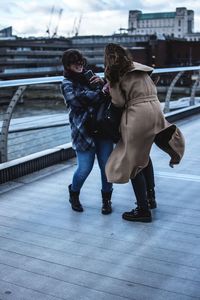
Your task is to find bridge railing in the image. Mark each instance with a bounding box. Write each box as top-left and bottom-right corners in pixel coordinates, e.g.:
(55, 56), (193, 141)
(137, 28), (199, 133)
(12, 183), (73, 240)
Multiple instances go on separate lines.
(0, 81), (70, 163)
(0, 65), (200, 164)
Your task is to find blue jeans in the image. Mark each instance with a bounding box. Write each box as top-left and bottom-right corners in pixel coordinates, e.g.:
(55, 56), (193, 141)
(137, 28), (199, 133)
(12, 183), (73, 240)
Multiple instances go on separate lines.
(72, 138), (113, 192)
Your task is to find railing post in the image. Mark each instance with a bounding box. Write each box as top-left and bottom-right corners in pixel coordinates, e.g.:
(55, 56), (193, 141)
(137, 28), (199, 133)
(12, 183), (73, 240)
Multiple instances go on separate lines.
(0, 85), (27, 163)
(163, 71), (184, 113)
(190, 71), (200, 106)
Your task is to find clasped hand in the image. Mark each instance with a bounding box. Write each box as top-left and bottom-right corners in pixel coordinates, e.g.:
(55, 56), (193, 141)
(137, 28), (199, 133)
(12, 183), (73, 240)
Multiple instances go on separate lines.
(89, 75), (104, 86)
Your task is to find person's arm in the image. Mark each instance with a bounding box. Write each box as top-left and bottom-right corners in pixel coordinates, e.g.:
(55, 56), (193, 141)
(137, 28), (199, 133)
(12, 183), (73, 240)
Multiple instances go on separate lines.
(108, 81), (126, 107)
(61, 79), (103, 109)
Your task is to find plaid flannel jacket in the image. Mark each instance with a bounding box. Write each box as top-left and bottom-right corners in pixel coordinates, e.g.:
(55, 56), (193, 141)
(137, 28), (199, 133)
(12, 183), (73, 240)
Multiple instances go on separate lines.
(61, 75), (103, 151)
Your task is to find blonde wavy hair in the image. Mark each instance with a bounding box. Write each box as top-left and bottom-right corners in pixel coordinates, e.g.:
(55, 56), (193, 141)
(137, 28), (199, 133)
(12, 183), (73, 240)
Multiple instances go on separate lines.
(104, 43), (133, 86)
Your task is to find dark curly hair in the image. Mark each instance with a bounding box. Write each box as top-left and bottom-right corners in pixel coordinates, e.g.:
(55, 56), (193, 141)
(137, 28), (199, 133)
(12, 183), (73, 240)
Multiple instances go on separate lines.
(104, 43), (133, 86)
(62, 49), (87, 70)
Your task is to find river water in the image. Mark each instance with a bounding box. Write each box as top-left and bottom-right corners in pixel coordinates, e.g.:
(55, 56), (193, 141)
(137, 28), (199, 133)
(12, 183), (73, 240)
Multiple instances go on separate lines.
(0, 101), (72, 161)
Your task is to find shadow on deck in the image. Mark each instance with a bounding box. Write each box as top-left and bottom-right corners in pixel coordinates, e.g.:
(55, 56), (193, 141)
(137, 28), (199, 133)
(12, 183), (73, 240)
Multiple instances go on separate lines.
(0, 115), (200, 300)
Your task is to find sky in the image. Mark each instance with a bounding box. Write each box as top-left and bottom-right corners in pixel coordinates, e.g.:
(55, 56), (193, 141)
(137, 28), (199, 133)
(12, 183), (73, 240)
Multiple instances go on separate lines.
(0, 0), (200, 38)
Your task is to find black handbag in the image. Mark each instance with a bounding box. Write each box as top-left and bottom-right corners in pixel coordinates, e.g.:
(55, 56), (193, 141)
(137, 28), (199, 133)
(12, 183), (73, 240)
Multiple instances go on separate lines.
(85, 97), (123, 143)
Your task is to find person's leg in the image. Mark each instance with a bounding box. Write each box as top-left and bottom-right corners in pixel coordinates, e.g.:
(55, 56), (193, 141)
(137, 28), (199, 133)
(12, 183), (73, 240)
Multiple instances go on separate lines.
(95, 138), (113, 214)
(142, 157), (155, 192)
(131, 171), (149, 210)
(142, 157), (157, 209)
(122, 172), (152, 222)
(69, 148), (95, 212)
(95, 138), (113, 192)
(72, 149), (95, 191)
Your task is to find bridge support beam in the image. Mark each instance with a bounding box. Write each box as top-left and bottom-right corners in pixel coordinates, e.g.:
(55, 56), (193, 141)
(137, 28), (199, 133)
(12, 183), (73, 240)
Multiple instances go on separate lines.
(164, 71), (184, 113)
(0, 86), (27, 163)
(190, 71), (200, 106)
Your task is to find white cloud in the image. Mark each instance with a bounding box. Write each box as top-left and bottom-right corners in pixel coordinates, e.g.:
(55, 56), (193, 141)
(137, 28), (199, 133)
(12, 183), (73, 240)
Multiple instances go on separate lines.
(0, 0), (200, 36)
(74, 10), (128, 36)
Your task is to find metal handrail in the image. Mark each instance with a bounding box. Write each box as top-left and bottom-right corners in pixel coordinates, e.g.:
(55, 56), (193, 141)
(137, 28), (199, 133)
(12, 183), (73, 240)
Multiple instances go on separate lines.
(153, 65), (200, 74)
(1, 65), (200, 88)
(1, 65), (200, 163)
(0, 76), (64, 88)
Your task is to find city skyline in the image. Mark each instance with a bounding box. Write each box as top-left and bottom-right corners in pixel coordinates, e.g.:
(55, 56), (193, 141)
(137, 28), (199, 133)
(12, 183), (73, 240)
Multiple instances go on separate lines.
(0, 0), (200, 37)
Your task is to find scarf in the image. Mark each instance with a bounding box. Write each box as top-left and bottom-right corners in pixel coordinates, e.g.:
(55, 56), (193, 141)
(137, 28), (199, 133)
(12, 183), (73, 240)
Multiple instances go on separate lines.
(63, 69), (89, 86)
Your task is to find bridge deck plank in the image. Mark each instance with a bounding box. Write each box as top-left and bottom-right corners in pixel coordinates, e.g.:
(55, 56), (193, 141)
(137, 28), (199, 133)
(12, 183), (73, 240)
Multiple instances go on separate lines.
(0, 115), (200, 300)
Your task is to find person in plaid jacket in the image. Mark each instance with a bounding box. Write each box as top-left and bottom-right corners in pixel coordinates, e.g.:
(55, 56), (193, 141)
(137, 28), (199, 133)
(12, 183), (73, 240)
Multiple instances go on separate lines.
(61, 49), (113, 214)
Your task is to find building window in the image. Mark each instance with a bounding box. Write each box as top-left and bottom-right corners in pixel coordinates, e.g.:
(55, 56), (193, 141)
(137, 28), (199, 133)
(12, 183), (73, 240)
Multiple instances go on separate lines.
(178, 20), (181, 27)
(188, 20), (192, 33)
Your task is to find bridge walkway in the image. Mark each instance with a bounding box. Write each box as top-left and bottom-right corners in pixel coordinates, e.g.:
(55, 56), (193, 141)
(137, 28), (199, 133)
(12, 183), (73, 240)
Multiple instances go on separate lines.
(0, 115), (200, 300)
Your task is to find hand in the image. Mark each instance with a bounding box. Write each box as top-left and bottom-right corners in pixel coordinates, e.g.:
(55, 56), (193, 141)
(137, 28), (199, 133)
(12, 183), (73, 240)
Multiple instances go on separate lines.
(89, 75), (104, 86)
(102, 82), (110, 94)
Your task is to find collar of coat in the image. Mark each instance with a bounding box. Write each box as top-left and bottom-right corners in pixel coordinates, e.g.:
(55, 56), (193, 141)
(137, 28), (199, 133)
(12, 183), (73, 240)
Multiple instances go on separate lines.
(127, 62), (153, 75)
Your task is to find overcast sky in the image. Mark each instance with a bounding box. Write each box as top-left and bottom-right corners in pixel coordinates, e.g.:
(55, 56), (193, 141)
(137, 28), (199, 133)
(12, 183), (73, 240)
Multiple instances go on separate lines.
(0, 0), (200, 37)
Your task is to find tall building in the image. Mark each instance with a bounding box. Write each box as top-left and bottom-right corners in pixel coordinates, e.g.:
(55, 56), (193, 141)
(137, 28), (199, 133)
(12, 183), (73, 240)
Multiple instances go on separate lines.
(128, 7), (194, 38)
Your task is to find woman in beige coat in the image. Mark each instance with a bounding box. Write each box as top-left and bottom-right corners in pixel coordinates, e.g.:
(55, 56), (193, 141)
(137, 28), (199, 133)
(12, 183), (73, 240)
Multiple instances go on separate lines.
(104, 43), (185, 222)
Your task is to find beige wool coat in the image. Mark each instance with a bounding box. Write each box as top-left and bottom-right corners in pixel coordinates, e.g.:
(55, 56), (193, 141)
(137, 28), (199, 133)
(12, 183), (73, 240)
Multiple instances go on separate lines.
(105, 62), (185, 183)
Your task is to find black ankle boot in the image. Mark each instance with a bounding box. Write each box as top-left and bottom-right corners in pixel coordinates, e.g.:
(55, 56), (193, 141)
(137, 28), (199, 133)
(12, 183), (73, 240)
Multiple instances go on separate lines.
(68, 184), (83, 212)
(147, 189), (157, 209)
(122, 206), (152, 222)
(101, 190), (113, 215)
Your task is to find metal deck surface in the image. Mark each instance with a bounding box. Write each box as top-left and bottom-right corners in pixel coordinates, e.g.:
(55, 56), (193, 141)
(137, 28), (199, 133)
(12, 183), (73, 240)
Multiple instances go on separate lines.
(0, 114), (200, 300)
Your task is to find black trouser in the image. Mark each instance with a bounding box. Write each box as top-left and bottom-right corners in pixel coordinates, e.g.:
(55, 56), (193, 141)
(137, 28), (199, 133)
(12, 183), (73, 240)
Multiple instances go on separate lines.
(131, 158), (155, 210)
